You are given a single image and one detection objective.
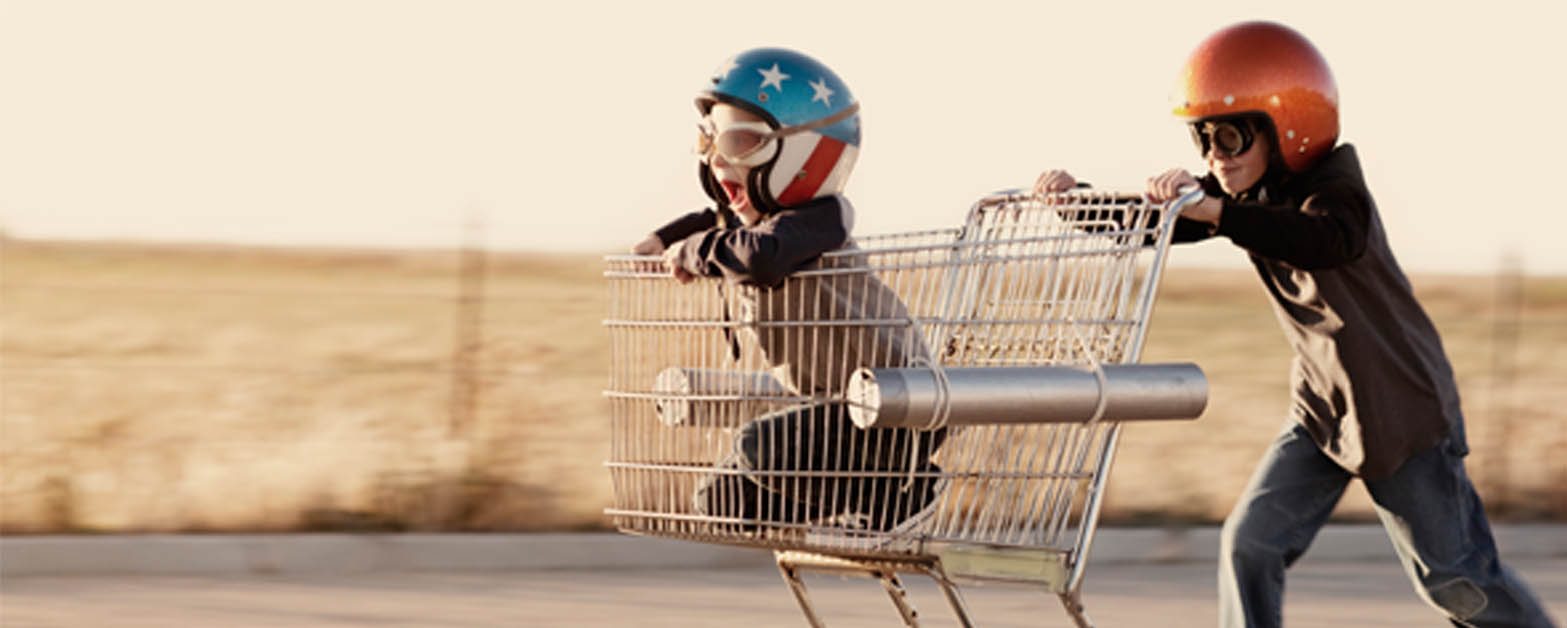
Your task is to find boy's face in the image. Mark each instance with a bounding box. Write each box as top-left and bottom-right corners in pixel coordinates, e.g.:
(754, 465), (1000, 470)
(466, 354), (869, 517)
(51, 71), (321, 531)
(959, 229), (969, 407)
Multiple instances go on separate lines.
(1204, 123), (1271, 196)
(705, 103), (766, 224)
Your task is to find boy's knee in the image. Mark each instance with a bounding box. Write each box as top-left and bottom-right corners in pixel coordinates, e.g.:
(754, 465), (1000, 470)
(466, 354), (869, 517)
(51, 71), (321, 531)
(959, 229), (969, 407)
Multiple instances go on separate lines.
(1423, 578), (1487, 621)
(1219, 512), (1249, 551)
(1220, 514), (1282, 567)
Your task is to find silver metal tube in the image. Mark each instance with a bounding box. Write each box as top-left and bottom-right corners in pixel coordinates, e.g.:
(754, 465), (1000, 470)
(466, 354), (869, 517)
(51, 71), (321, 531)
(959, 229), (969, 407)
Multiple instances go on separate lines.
(652, 367), (790, 427)
(846, 364), (1207, 429)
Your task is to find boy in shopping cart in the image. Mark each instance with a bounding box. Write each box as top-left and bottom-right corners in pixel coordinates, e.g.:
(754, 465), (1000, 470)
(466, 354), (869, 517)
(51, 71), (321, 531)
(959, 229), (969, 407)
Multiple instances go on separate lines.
(630, 47), (946, 536)
(1035, 21), (1554, 628)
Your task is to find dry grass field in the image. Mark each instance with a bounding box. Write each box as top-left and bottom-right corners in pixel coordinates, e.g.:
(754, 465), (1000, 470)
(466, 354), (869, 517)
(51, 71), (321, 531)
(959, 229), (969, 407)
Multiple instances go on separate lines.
(3, 238), (1564, 533)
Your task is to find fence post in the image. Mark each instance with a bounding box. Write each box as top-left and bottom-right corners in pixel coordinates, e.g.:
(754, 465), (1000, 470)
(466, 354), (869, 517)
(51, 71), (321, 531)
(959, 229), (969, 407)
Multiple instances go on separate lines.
(449, 212), (486, 438)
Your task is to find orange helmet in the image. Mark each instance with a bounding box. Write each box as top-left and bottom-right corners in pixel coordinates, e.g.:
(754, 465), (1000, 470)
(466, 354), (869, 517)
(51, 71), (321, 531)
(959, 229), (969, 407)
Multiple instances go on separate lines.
(1172, 21), (1338, 172)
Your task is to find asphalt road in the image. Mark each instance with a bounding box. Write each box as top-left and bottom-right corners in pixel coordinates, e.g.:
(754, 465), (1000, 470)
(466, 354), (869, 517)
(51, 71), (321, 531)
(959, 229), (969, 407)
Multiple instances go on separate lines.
(4, 558), (1563, 627)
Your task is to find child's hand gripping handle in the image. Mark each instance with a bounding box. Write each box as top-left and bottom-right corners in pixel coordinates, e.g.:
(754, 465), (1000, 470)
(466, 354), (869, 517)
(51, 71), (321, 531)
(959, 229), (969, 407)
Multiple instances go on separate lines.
(1167, 184), (1217, 225)
(1170, 184), (1207, 212)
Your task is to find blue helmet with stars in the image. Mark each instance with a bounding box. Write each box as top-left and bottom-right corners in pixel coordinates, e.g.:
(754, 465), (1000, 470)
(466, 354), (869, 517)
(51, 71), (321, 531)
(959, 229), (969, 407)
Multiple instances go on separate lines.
(696, 47), (861, 215)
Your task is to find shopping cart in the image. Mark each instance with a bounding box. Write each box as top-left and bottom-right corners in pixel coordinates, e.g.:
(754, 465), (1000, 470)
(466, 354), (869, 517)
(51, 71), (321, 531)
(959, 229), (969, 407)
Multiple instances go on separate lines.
(604, 187), (1210, 627)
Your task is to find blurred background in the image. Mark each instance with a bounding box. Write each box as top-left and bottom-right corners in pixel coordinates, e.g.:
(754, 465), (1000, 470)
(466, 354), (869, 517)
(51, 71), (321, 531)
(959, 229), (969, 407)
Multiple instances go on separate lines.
(3, 0), (1564, 534)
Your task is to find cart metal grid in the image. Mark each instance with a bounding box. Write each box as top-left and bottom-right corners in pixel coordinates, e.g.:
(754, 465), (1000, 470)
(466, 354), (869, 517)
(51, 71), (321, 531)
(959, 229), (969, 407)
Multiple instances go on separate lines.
(604, 188), (1207, 627)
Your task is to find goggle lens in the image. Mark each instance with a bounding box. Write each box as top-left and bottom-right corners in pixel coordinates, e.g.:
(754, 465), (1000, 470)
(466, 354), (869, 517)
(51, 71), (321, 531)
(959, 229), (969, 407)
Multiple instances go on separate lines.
(1190, 120), (1255, 158)
(695, 120), (777, 166)
(714, 127), (769, 160)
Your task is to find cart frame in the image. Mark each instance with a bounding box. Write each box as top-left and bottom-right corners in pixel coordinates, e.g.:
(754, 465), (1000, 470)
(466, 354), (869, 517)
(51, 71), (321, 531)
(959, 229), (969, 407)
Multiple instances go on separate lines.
(604, 187), (1207, 627)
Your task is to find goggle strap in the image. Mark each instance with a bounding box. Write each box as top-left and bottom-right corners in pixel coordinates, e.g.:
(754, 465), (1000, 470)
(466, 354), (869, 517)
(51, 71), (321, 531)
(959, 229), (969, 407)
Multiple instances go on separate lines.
(771, 102), (861, 140)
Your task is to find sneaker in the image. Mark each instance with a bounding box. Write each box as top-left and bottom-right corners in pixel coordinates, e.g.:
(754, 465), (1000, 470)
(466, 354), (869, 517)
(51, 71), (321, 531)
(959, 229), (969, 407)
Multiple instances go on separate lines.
(876, 476), (949, 551)
(804, 475), (949, 554)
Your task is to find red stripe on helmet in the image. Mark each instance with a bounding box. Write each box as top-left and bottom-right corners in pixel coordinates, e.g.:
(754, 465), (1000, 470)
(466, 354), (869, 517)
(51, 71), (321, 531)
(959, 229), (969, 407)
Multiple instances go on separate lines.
(775, 136), (846, 206)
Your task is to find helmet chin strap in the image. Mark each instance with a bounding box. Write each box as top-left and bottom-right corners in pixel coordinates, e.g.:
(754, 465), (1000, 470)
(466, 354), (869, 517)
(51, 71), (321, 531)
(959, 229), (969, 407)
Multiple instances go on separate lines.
(698, 162), (725, 205)
(745, 163), (781, 215)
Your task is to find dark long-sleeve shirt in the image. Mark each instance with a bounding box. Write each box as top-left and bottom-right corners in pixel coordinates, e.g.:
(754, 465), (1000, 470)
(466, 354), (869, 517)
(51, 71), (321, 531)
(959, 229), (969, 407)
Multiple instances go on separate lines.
(1177, 145), (1463, 480)
(654, 197), (850, 288)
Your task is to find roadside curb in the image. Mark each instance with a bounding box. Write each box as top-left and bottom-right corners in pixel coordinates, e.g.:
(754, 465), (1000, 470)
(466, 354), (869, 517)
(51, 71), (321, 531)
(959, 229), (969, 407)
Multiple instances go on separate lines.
(3, 525), (1562, 577)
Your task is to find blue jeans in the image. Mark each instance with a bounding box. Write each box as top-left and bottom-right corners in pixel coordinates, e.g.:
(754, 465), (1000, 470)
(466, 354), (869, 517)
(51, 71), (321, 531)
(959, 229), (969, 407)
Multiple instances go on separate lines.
(1219, 422), (1555, 627)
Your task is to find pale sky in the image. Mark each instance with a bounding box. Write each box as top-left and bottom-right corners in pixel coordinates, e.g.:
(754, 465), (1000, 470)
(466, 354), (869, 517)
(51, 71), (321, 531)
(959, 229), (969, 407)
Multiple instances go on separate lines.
(2, 0), (1564, 274)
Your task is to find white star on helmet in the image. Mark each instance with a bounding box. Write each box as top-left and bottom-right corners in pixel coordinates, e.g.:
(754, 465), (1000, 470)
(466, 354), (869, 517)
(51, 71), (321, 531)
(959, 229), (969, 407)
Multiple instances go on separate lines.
(757, 63), (790, 91)
(809, 77), (834, 107)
